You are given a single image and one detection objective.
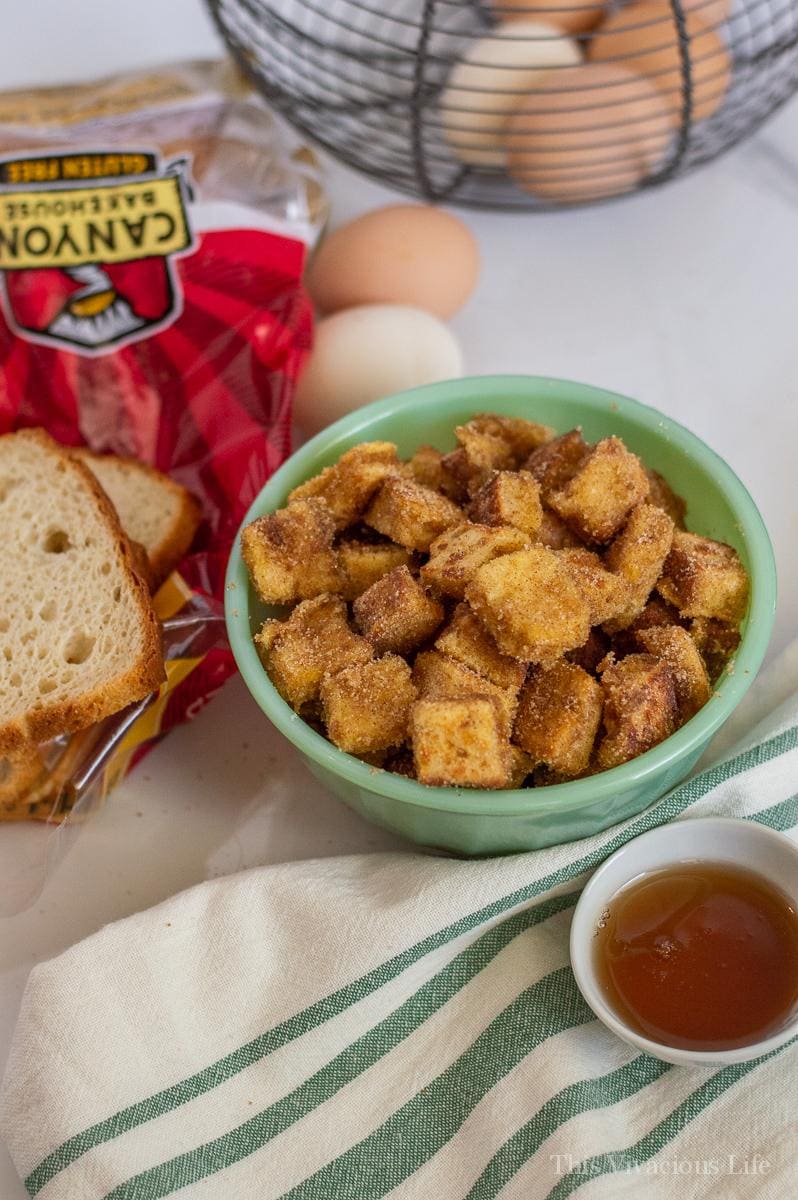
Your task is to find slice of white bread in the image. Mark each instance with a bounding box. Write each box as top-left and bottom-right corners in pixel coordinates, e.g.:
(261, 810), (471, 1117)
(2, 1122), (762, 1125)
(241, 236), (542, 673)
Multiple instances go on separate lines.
(0, 428), (164, 753)
(74, 450), (202, 589)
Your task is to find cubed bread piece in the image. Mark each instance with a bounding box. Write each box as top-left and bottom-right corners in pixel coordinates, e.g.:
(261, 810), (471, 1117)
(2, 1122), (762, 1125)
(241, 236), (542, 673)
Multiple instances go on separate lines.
(255, 594), (373, 709)
(242, 498), (343, 605)
(689, 617), (741, 682)
(567, 627), (611, 675)
(413, 650), (518, 737)
(288, 442), (398, 529)
(321, 655), (415, 755)
(442, 415), (553, 497)
(411, 697), (510, 788)
(466, 546), (591, 663)
(506, 745), (536, 788)
(364, 476), (462, 551)
(440, 447), (481, 500)
(469, 470), (543, 537)
(657, 531), (749, 623)
(353, 566), (444, 654)
(524, 429), (590, 499)
(404, 444), (463, 500)
(466, 414), (554, 461)
(549, 437), (649, 543)
(535, 508), (584, 550)
(645, 468), (687, 529)
(603, 503), (675, 632)
(609, 594), (685, 657)
(338, 539), (410, 600)
(513, 661), (603, 778)
(595, 653), (678, 770)
(636, 625), (710, 723)
(421, 522), (529, 599)
(556, 547), (631, 626)
(434, 603), (527, 690)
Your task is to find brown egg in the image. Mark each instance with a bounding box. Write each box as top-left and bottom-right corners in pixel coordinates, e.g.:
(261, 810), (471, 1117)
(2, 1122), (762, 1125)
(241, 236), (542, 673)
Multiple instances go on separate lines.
(491, 0), (608, 37)
(588, 0), (732, 125)
(504, 62), (672, 202)
(306, 205), (479, 320)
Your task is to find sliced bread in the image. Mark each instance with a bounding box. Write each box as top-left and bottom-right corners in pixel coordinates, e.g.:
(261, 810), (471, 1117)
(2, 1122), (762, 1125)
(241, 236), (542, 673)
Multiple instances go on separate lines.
(74, 450), (202, 589)
(0, 428), (164, 752)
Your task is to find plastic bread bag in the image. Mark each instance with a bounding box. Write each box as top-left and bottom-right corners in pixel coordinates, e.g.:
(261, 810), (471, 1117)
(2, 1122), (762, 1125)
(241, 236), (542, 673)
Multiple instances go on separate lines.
(0, 60), (325, 914)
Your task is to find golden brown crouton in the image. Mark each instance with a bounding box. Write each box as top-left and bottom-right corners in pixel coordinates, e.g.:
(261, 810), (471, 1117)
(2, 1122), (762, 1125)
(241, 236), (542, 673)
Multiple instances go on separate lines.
(603, 503), (675, 631)
(609, 594), (684, 656)
(364, 476), (463, 551)
(321, 655), (416, 755)
(556, 547), (631, 626)
(338, 539), (411, 600)
(513, 661), (603, 777)
(288, 442), (398, 529)
(595, 653), (678, 770)
(468, 414), (554, 461)
(412, 650), (519, 737)
(411, 696), (510, 788)
(404, 444), (464, 500)
(466, 546), (591, 663)
(689, 617), (741, 682)
(567, 627), (611, 675)
(636, 625), (710, 723)
(353, 566), (444, 655)
(657, 532), (749, 623)
(441, 415), (553, 498)
(524, 429), (590, 499)
(255, 594), (373, 709)
(434, 603), (527, 690)
(549, 437), (649, 543)
(469, 470), (543, 537)
(645, 468), (687, 529)
(242, 498), (343, 605)
(535, 508), (584, 550)
(421, 522), (529, 599)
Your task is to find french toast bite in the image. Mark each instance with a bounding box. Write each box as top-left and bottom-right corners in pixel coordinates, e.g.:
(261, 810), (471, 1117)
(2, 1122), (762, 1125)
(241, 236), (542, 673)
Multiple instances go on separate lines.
(524, 429), (590, 499)
(644, 468), (687, 529)
(365, 475), (462, 552)
(549, 436), (649, 543)
(595, 653), (678, 770)
(321, 655), (416, 755)
(288, 441), (398, 529)
(434, 603), (527, 691)
(466, 546), (591, 663)
(404, 444), (463, 499)
(255, 594), (373, 709)
(513, 661), (603, 778)
(534, 508), (584, 550)
(411, 696), (510, 788)
(468, 469), (543, 536)
(353, 565), (444, 655)
(421, 522), (529, 599)
(657, 531), (749, 623)
(412, 649), (519, 737)
(689, 616), (741, 682)
(636, 624), (710, 723)
(603, 503), (675, 631)
(242, 497), (342, 605)
(338, 539), (410, 600)
(567, 626), (612, 675)
(556, 547), (631, 626)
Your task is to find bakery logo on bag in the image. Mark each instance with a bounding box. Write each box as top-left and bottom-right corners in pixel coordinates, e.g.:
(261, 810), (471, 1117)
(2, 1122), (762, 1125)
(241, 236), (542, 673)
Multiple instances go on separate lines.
(0, 149), (195, 353)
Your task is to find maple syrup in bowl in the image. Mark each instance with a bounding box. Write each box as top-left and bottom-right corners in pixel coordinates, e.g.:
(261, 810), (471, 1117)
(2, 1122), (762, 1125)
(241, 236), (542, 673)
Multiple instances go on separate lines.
(570, 818), (798, 1065)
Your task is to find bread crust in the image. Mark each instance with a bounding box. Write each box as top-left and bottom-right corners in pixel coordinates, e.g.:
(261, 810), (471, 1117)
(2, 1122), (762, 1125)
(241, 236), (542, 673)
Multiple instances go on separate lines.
(0, 429), (164, 752)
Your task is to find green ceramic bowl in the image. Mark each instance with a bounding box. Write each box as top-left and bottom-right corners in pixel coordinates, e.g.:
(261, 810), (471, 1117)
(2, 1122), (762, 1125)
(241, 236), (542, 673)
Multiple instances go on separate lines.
(225, 376), (776, 855)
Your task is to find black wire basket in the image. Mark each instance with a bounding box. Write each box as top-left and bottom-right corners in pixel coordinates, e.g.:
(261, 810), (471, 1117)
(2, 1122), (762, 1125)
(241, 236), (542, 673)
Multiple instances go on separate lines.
(207, 0), (798, 209)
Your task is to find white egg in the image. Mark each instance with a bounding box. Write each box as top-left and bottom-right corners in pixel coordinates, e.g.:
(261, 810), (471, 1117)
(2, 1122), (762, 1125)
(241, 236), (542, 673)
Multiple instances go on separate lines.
(294, 305), (464, 436)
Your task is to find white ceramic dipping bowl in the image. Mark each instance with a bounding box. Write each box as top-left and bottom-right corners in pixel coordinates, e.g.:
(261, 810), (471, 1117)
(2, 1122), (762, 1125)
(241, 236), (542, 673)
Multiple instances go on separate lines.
(570, 817), (798, 1066)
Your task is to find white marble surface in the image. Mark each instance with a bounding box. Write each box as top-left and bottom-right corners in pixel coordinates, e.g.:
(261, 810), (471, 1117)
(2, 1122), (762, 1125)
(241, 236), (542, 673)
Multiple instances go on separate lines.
(2, 1), (798, 1193)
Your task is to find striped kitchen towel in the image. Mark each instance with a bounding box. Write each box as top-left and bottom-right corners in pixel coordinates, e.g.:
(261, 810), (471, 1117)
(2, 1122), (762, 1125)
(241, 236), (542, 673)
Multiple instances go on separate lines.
(2, 640), (798, 1200)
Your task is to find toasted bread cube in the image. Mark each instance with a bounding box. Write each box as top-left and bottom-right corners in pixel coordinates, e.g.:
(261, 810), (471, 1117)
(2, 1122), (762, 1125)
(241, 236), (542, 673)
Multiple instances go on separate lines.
(636, 625), (710, 723)
(421, 522), (529, 599)
(411, 697), (510, 788)
(466, 546), (591, 663)
(353, 566), (444, 655)
(595, 653), (678, 771)
(439, 447), (482, 499)
(413, 650), (518, 737)
(434, 603), (527, 691)
(404, 444), (463, 500)
(288, 442), (398, 529)
(513, 661), (603, 777)
(524, 429), (590, 499)
(689, 617), (741, 682)
(321, 655), (415, 755)
(567, 627), (611, 675)
(506, 745), (536, 788)
(465, 414), (554, 461)
(603, 503), (675, 631)
(255, 594), (373, 709)
(645, 468), (687, 529)
(364, 476), (462, 552)
(469, 470), (543, 537)
(443, 415), (552, 498)
(338, 539), (410, 600)
(549, 437), (649, 544)
(535, 508), (584, 550)
(657, 531), (749, 623)
(556, 547), (631, 626)
(609, 594), (684, 656)
(242, 498), (342, 605)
